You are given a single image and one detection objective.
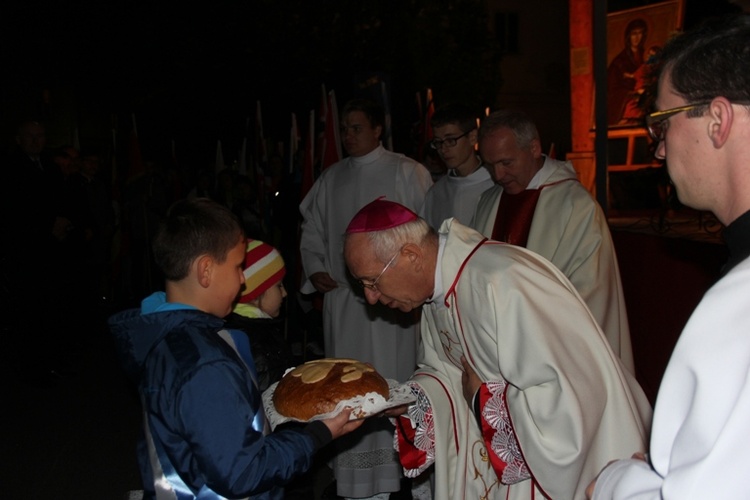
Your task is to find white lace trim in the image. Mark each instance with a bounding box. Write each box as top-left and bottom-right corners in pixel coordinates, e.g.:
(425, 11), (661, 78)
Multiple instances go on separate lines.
(392, 382), (435, 478)
(482, 380), (530, 484)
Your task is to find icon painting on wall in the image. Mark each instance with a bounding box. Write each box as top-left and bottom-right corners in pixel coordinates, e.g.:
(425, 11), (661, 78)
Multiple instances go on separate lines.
(606, 0), (684, 128)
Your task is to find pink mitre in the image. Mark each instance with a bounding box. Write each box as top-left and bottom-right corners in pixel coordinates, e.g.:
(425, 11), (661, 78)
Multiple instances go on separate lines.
(346, 196), (419, 234)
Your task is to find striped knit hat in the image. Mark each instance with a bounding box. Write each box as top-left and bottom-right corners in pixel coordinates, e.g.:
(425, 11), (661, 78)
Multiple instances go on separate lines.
(238, 239), (286, 303)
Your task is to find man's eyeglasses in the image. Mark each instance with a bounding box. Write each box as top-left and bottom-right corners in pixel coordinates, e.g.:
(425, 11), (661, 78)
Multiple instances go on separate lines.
(429, 130), (473, 150)
(357, 248), (400, 292)
(645, 103), (708, 142)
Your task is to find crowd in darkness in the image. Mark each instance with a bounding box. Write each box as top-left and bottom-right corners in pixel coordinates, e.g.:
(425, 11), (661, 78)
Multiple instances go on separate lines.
(0, 118), (317, 387)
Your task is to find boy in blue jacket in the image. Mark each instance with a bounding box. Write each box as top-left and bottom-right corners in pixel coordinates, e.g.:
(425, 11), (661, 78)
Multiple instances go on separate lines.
(109, 197), (362, 499)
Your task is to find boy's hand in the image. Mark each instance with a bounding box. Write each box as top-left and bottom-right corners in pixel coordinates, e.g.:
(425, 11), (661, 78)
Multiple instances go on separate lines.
(321, 408), (365, 439)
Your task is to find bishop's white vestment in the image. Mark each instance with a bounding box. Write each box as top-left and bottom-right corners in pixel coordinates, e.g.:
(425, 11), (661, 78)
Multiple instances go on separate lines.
(395, 219), (651, 499)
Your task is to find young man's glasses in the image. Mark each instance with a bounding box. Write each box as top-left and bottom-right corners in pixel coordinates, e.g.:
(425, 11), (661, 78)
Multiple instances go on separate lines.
(645, 103), (708, 142)
(357, 249), (400, 292)
(430, 130), (472, 150)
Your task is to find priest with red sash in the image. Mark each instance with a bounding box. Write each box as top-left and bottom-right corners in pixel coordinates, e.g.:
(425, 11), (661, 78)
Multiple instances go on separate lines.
(470, 109), (634, 373)
(343, 198), (651, 500)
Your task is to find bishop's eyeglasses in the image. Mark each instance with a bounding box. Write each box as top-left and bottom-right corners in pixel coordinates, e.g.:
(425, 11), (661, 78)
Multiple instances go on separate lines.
(356, 248), (401, 292)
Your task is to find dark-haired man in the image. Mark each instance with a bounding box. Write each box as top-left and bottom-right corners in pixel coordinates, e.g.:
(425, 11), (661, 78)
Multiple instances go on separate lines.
(588, 13), (750, 499)
(299, 98), (432, 499)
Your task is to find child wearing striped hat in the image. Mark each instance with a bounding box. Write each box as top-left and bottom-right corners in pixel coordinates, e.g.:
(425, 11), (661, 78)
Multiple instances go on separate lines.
(234, 239), (288, 319)
(224, 239), (293, 391)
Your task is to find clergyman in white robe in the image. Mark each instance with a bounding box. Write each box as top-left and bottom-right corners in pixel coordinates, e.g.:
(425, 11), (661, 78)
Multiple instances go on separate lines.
(592, 253), (750, 498)
(471, 156), (634, 373)
(299, 143), (432, 498)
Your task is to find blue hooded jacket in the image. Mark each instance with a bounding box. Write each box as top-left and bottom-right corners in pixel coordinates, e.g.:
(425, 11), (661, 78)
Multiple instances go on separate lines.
(109, 292), (330, 499)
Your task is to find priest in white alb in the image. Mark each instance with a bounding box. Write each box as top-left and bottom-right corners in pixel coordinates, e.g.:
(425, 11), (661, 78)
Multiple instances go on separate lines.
(471, 109), (633, 373)
(299, 99), (433, 499)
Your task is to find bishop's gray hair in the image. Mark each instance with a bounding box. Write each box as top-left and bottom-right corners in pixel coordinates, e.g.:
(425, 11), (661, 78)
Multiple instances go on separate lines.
(363, 218), (435, 263)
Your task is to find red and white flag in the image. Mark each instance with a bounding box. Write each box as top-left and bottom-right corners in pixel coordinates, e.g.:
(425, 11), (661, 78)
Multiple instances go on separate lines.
(320, 90), (342, 170)
(301, 109), (316, 201)
(290, 112), (300, 174)
(425, 88), (435, 144)
(417, 88), (435, 162)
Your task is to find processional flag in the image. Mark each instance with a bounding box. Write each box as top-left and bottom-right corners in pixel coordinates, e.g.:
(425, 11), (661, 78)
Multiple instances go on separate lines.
(126, 113), (146, 183)
(381, 80), (393, 151)
(320, 90), (342, 171)
(423, 88), (435, 159)
(255, 100), (268, 167)
(300, 109), (316, 201)
(254, 100), (267, 219)
(170, 138), (183, 200)
(316, 84), (327, 168)
(289, 112), (300, 174)
(215, 139), (225, 175)
(238, 136), (248, 177)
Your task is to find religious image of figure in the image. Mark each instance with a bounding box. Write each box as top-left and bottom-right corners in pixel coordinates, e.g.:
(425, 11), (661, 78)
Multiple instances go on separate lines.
(620, 44), (661, 124)
(607, 18), (648, 126)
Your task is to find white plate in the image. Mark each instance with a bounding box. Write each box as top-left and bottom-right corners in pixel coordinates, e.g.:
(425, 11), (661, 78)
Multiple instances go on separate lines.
(262, 378), (416, 430)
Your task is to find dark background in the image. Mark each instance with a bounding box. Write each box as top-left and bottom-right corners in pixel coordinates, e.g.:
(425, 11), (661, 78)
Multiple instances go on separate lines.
(2, 0), (743, 173)
(0, 2), (742, 497)
(2, 0), (501, 169)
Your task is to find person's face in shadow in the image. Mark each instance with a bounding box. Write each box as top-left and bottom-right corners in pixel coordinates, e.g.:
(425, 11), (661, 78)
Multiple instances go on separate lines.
(341, 110), (381, 158)
(16, 122), (46, 158)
